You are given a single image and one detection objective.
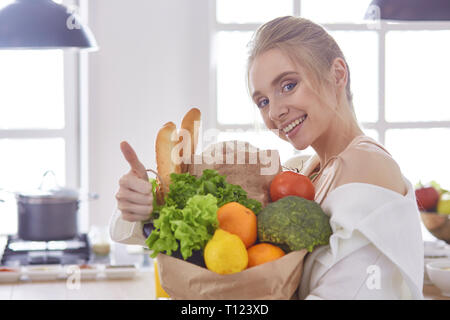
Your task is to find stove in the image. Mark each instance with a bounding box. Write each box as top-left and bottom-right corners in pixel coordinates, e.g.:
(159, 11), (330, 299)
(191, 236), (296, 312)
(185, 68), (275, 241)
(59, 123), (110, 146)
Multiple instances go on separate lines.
(1, 233), (90, 266)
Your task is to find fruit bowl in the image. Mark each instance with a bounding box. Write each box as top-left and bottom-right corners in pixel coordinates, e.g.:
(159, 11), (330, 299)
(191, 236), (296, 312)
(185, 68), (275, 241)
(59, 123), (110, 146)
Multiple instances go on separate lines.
(420, 212), (450, 244)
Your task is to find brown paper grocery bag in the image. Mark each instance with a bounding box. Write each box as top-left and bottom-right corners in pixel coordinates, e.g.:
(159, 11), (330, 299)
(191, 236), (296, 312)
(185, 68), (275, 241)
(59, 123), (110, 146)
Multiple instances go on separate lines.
(157, 249), (308, 300)
(186, 140), (281, 207)
(156, 140), (307, 300)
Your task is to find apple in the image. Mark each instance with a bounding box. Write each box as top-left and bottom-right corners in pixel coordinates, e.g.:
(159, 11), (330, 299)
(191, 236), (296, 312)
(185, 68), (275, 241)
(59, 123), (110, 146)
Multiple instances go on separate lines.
(415, 186), (440, 211)
(437, 192), (450, 215)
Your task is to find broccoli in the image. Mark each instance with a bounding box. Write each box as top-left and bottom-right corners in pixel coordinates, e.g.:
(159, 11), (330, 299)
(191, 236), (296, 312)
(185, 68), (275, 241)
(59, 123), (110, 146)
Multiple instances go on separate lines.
(257, 196), (332, 252)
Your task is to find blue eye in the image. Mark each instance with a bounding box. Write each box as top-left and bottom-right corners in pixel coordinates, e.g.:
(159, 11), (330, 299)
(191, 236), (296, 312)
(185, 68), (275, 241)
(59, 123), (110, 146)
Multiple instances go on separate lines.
(283, 82), (297, 92)
(257, 98), (269, 109)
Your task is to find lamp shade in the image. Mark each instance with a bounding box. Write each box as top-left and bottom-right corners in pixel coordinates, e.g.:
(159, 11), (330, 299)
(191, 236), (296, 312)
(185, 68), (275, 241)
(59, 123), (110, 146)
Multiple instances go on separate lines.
(0, 0), (97, 50)
(365, 0), (450, 21)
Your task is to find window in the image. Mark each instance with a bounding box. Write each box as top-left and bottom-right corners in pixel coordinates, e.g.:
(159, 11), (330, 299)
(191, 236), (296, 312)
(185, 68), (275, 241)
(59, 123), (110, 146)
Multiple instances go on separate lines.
(213, 0), (450, 241)
(0, 0), (80, 235)
(213, 0), (379, 163)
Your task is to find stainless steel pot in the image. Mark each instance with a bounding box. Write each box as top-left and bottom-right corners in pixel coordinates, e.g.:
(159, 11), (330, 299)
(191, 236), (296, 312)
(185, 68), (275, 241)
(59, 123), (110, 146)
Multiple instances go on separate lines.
(17, 188), (80, 241)
(1, 171), (98, 241)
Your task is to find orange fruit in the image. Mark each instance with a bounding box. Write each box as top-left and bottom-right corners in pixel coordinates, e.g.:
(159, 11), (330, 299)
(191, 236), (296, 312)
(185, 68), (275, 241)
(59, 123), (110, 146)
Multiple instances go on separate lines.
(247, 243), (285, 268)
(217, 202), (257, 248)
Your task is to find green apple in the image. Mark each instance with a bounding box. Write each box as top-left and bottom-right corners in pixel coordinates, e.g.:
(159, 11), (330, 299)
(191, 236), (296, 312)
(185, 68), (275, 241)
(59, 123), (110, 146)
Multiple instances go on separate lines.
(437, 192), (450, 215)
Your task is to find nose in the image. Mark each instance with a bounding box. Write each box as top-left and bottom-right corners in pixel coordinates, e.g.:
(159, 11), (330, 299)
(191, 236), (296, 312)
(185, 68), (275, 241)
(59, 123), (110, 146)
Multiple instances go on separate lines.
(268, 99), (289, 123)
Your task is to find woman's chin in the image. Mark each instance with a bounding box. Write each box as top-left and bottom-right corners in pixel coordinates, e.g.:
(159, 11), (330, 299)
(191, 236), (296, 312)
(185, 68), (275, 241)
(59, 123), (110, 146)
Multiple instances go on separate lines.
(292, 142), (309, 151)
(288, 135), (310, 150)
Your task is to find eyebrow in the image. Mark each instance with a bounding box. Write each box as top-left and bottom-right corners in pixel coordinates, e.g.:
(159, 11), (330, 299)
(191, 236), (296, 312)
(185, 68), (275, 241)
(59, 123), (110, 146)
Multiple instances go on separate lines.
(251, 71), (299, 101)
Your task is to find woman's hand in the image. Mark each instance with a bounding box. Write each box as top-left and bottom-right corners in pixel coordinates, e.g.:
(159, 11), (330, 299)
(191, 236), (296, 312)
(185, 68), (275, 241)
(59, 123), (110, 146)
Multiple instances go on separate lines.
(116, 141), (153, 222)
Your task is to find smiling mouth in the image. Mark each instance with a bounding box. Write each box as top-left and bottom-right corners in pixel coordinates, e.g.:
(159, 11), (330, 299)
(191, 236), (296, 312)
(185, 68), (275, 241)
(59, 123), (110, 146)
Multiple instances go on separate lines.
(282, 115), (307, 134)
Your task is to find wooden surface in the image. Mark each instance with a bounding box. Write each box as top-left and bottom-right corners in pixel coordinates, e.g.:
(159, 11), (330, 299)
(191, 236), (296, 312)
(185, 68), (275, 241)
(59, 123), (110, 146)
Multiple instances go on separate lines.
(423, 284), (450, 300)
(1, 237), (448, 300)
(0, 268), (155, 300)
(1, 270), (448, 300)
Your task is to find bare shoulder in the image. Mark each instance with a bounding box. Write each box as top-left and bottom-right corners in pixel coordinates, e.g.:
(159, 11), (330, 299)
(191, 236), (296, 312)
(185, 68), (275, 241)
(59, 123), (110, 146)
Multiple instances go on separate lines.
(333, 145), (407, 196)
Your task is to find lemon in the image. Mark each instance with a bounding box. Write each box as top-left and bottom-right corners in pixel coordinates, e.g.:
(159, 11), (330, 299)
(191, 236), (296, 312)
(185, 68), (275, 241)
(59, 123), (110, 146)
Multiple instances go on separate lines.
(204, 229), (248, 274)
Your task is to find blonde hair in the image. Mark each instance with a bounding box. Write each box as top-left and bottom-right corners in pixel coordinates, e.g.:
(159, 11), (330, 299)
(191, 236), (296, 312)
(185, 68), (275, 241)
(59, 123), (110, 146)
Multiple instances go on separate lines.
(246, 16), (354, 113)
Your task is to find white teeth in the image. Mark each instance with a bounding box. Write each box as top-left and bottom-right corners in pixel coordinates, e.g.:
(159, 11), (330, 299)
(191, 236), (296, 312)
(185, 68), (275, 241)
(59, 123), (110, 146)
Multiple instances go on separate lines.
(283, 115), (307, 133)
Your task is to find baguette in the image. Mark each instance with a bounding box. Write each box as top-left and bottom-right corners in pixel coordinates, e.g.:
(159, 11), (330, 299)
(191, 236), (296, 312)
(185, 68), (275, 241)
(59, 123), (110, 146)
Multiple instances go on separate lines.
(181, 108), (201, 156)
(155, 121), (182, 196)
(179, 108), (201, 173)
(154, 108), (202, 199)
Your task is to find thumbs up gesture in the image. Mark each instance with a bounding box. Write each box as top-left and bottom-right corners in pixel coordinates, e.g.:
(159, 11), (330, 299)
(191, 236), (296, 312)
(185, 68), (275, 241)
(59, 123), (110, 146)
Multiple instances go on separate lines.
(115, 141), (153, 222)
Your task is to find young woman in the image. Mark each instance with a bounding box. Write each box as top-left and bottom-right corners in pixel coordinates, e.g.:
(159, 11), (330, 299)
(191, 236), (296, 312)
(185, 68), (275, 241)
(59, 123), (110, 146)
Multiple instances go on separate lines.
(111, 16), (424, 300)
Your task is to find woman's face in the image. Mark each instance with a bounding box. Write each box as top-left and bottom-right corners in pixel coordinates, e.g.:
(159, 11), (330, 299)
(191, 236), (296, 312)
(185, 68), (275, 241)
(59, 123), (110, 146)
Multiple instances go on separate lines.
(249, 48), (336, 151)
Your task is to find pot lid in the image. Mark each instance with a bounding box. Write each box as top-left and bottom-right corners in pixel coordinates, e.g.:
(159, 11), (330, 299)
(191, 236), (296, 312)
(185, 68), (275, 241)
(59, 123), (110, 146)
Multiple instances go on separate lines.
(18, 187), (79, 200)
(17, 170), (79, 200)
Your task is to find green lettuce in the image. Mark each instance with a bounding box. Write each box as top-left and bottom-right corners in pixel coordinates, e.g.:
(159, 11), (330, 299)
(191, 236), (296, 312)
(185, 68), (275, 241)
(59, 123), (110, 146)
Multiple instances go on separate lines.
(164, 169), (262, 214)
(145, 169), (262, 260)
(145, 194), (218, 260)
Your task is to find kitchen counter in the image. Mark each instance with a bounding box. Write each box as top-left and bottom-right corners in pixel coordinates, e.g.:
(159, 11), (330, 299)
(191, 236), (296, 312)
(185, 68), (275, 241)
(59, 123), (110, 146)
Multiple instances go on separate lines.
(423, 284), (450, 300)
(0, 267), (155, 300)
(1, 268), (448, 300)
(0, 234), (157, 299)
(1, 236), (449, 300)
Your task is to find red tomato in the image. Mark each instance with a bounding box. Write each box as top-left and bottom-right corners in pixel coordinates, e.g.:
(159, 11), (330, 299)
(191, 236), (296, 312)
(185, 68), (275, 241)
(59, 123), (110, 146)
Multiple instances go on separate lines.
(270, 171), (315, 202)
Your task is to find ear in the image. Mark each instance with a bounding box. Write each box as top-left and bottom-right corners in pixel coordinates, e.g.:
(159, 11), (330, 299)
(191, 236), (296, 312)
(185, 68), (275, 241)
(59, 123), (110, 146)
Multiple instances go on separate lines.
(332, 57), (348, 90)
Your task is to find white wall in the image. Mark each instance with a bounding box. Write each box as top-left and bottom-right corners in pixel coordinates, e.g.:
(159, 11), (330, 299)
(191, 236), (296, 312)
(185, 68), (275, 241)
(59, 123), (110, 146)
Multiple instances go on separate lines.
(86, 0), (213, 226)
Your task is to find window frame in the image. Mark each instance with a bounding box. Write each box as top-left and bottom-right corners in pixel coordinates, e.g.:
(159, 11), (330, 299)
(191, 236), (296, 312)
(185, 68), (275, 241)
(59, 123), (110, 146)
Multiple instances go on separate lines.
(0, 0), (90, 234)
(211, 0), (450, 146)
(0, 0), (82, 188)
(0, 50), (79, 187)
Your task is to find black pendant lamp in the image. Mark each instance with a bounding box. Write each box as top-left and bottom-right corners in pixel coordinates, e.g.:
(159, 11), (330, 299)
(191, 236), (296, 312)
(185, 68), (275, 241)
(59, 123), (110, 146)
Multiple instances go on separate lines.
(365, 0), (450, 21)
(0, 0), (97, 50)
